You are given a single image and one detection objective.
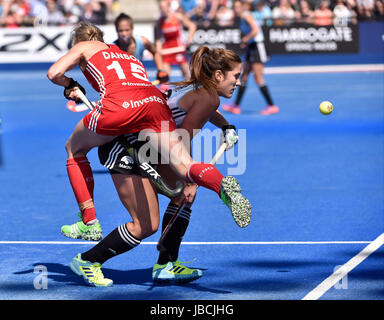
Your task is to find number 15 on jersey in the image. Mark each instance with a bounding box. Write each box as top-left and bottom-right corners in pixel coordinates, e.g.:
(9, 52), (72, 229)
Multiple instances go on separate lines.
(107, 60), (149, 82)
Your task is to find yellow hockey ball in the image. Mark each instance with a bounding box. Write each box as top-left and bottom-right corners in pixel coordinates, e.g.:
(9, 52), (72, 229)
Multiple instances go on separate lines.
(319, 101), (333, 115)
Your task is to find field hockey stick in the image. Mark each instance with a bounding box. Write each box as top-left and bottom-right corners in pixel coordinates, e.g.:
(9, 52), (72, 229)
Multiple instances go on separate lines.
(156, 142), (227, 251)
(68, 79), (161, 112)
(115, 136), (184, 198)
(74, 88), (94, 110)
(74, 88), (184, 198)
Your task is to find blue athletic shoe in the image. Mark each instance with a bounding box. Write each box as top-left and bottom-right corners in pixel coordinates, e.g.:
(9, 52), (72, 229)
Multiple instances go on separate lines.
(152, 259), (203, 284)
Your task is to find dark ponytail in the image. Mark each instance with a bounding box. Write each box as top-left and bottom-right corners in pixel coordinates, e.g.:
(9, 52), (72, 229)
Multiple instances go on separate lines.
(114, 13), (133, 31)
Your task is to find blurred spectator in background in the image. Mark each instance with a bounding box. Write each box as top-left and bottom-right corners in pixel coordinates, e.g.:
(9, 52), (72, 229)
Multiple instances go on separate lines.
(289, 0), (303, 20)
(0, 0), (117, 27)
(190, 1), (211, 27)
(266, 0), (280, 9)
(298, 0), (315, 24)
(179, 0), (198, 16)
(356, 0), (376, 20)
(215, 0), (235, 26)
(288, 0), (301, 14)
(1, 0), (383, 29)
(14, 0), (31, 24)
(306, 0), (322, 11)
(272, 0), (296, 25)
(314, 0), (333, 25)
(333, 0), (357, 25)
(30, 0), (48, 26)
(0, 0), (14, 27)
(61, 0), (84, 25)
(203, 0), (220, 21)
(374, 0), (384, 19)
(345, 0), (357, 11)
(253, 0), (273, 26)
(46, 0), (66, 25)
(80, 0), (106, 25)
(0, 4), (18, 27)
(0, 0), (32, 27)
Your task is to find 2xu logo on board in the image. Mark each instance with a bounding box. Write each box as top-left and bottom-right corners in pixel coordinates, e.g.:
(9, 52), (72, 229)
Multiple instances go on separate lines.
(0, 31), (71, 52)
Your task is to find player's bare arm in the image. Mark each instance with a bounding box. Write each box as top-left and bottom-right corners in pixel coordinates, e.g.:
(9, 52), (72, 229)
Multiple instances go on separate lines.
(178, 90), (220, 140)
(142, 36), (165, 71)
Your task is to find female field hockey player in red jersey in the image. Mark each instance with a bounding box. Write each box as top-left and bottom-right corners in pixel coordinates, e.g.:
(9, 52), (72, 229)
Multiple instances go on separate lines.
(47, 23), (251, 287)
(155, 0), (196, 83)
(66, 46), (243, 285)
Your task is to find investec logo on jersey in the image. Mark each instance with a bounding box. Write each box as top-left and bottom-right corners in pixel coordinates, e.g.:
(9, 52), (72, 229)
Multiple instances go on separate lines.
(122, 96), (165, 109)
(102, 51), (139, 62)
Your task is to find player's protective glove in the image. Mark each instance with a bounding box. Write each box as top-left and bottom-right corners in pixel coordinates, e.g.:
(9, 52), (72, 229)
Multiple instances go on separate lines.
(64, 78), (86, 104)
(221, 124), (239, 151)
(156, 70), (169, 84)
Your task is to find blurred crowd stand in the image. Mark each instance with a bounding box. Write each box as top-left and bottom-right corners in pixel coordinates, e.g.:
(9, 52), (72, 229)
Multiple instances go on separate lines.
(0, 0), (383, 28)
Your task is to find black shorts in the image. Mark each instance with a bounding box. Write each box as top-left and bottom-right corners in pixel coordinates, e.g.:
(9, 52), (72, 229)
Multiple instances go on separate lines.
(245, 42), (269, 64)
(98, 133), (158, 176)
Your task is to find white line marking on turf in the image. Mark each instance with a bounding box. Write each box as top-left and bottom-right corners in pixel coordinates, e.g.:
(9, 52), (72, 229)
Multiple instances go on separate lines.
(0, 240), (372, 245)
(302, 232), (384, 300)
(264, 64), (384, 74)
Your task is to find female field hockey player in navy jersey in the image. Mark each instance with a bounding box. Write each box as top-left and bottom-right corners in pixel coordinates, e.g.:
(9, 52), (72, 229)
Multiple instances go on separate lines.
(223, 0), (278, 115)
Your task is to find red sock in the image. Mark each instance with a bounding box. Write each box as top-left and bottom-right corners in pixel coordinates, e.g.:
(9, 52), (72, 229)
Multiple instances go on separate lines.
(187, 162), (223, 196)
(66, 156), (96, 224)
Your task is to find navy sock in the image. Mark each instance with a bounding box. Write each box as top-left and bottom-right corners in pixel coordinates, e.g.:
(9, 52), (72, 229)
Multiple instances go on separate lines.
(81, 224), (141, 264)
(157, 203), (191, 264)
(259, 84), (274, 105)
(235, 85), (247, 106)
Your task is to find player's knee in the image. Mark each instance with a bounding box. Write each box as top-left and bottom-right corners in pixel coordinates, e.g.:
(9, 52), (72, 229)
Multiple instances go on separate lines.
(130, 219), (159, 239)
(254, 71), (264, 84)
(142, 223), (159, 238)
(65, 139), (71, 154)
(65, 138), (78, 157)
(136, 226), (158, 239)
(65, 138), (87, 158)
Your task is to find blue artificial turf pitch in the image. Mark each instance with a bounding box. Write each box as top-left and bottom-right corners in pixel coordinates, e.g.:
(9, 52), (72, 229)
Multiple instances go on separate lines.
(0, 66), (383, 300)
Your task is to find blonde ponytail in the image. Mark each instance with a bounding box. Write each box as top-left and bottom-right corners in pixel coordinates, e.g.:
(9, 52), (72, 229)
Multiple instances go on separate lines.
(72, 22), (104, 45)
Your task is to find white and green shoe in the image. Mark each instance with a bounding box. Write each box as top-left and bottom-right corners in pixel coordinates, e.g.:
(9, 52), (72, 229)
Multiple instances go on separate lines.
(70, 253), (113, 287)
(152, 259), (203, 284)
(61, 213), (102, 241)
(220, 176), (251, 228)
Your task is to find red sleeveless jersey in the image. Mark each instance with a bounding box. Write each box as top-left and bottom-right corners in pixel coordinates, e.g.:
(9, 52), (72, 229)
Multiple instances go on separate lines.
(157, 15), (188, 64)
(82, 44), (176, 135)
(83, 44), (151, 97)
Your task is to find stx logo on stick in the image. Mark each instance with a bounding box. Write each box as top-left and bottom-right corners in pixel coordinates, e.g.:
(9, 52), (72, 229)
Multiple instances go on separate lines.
(140, 162), (160, 179)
